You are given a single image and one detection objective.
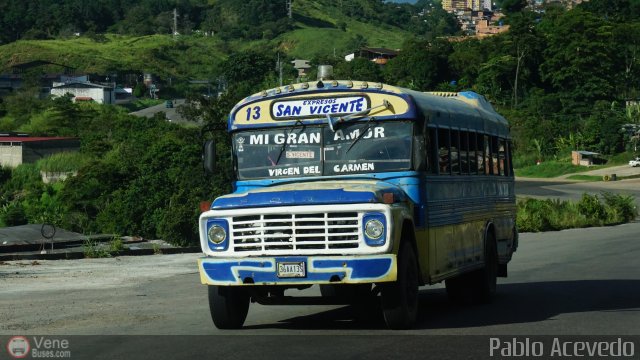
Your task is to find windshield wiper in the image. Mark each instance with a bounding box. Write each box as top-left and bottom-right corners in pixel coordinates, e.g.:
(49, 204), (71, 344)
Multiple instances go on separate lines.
(327, 100), (391, 132)
(274, 119), (305, 165)
(346, 117), (376, 153)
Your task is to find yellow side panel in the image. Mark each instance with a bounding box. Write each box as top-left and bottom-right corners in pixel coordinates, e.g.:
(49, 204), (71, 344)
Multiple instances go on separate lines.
(424, 220), (485, 283)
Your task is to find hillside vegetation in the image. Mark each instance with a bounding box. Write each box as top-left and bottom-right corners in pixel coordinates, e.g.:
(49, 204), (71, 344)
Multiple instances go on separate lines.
(0, 0), (455, 77)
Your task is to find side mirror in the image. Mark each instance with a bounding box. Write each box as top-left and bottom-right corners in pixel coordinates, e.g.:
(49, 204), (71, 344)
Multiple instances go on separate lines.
(203, 140), (216, 174)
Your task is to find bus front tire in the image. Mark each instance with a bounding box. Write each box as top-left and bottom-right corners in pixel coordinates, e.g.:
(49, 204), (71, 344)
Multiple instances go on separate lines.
(381, 242), (419, 329)
(208, 285), (250, 329)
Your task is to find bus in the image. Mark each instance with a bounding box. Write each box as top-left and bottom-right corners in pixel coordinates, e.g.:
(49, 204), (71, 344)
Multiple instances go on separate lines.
(198, 76), (518, 330)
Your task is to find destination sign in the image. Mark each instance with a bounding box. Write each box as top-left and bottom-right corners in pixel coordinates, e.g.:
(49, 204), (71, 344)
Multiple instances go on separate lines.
(272, 96), (370, 119)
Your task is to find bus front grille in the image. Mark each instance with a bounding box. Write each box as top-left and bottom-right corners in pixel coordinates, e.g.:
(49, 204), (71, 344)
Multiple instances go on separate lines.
(230, 212), (360, 253)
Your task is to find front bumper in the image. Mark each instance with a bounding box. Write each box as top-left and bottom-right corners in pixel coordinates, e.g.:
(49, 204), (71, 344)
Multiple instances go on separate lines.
(198, 254), (397, 286)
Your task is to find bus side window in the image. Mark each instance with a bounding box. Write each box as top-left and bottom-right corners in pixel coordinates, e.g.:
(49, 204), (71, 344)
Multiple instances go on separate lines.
(469, 131), (478, 174)
(507, 140), (514, 176)
(483, 135), (490, 175)
(451, 129), (460, 175)
(459, 131), (470, 175)
(491, 136), (499, 175)
(438, 128), (450, 175)
(428, 128), (438, 174)
(477, 133), (485, 174)
(499, 139), (506, 176)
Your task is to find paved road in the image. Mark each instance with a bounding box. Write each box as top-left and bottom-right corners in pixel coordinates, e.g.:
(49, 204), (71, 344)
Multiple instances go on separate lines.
(516, 177), (640, 207)
(2, 222), (638, 336)
(129, 99), (188, 123)
(2, 222), (639, 358)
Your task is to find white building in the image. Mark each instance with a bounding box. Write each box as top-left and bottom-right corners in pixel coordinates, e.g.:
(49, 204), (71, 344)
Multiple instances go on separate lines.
(50, 81), (115, 104)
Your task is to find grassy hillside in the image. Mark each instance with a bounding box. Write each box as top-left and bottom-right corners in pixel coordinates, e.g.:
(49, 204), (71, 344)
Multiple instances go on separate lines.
(0, 35), (227, 79)
(0, 0), (409, 80)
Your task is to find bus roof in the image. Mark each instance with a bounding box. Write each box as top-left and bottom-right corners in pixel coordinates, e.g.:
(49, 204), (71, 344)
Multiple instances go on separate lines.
(229, 81), (510, 138)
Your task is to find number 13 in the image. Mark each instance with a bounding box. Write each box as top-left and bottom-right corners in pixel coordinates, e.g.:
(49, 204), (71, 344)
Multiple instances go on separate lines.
(245, 106), (261, 121)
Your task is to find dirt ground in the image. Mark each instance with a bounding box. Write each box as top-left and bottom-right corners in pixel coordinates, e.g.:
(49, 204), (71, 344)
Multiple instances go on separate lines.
(0, 254), (206, 335)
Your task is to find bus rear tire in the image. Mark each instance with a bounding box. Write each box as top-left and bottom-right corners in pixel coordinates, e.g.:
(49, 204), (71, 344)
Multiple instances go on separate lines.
(471, 232), (498, 304)
(208, 285), (250, 329)
(381, 242), (419, 329)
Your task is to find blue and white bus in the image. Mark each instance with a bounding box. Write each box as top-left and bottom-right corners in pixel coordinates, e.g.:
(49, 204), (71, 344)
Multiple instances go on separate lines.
(198, 77), (517, 329)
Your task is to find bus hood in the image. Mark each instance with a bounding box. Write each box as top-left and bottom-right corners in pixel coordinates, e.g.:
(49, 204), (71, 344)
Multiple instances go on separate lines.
(211, 180), (407, 210)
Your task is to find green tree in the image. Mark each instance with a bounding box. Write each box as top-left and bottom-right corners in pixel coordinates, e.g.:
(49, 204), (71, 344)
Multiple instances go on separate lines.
(504, 11), (545, 108)
(449, 39), (485, 89)
(500, 0), (527, 13)
(384, 38), (453, 90)
(539, 9), (617, 111)
(612, 22), (640, 99)
(582, 101), (625, 155)
(334, 58), (383, 82)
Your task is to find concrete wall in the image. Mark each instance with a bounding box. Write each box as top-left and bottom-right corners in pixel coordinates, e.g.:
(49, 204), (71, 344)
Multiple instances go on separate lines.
(0, 142), (23, 168)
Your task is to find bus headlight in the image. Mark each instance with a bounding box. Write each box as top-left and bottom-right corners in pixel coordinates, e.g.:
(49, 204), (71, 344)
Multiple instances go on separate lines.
(363, 213), (386, 246)
(208, 225), (226, 244)
(365, 220), (384, 239)
(206, 219), (229, 251)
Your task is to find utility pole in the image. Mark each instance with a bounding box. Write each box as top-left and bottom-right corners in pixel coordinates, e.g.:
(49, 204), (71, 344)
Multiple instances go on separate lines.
(173, 8), (179, 38)
(276, 53), (283, 87)
(286, 0), (292, 19)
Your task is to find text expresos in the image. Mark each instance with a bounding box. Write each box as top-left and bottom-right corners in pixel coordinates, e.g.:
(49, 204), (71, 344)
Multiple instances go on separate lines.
(273, 97), (368, 118)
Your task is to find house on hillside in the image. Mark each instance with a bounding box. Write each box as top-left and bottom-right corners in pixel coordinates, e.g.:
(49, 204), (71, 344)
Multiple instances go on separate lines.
(571, 150), (601, 166)
(0, 134), (80, 168)
(50, 81), (115, 104)
(475, 19), (510, 37)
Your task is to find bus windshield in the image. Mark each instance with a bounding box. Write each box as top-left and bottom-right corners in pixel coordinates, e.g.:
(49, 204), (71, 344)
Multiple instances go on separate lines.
(233, 121), (413, 180)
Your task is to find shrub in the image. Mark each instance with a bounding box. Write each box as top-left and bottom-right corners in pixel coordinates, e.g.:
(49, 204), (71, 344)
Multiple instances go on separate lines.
(577, 193), (606, 224)
(37, 152), (89, 173)
(601, 192), (638, 224)
(517, 198), (554, 232)
(83, 238), (111, 258)
(518, 193), (637, 233)
(0, 203), (28, 226)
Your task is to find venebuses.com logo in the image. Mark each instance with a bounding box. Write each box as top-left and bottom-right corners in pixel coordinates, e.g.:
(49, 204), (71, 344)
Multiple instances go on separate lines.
(6, 336), (30, 359)
(5, 336), (71, 359)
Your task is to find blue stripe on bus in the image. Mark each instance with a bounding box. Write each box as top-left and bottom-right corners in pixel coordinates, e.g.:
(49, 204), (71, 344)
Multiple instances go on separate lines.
(200, 256), (394, 284)
(211, 188), (379, 209)
(234, 171), (421, 191)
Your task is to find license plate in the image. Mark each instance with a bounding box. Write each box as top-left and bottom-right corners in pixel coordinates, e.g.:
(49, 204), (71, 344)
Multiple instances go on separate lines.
(277, 261), (306, 278)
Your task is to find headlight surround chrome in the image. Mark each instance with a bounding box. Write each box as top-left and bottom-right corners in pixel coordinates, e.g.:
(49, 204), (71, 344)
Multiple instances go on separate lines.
(205, 219), (229, 251)
(363, 213), (386, 246)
